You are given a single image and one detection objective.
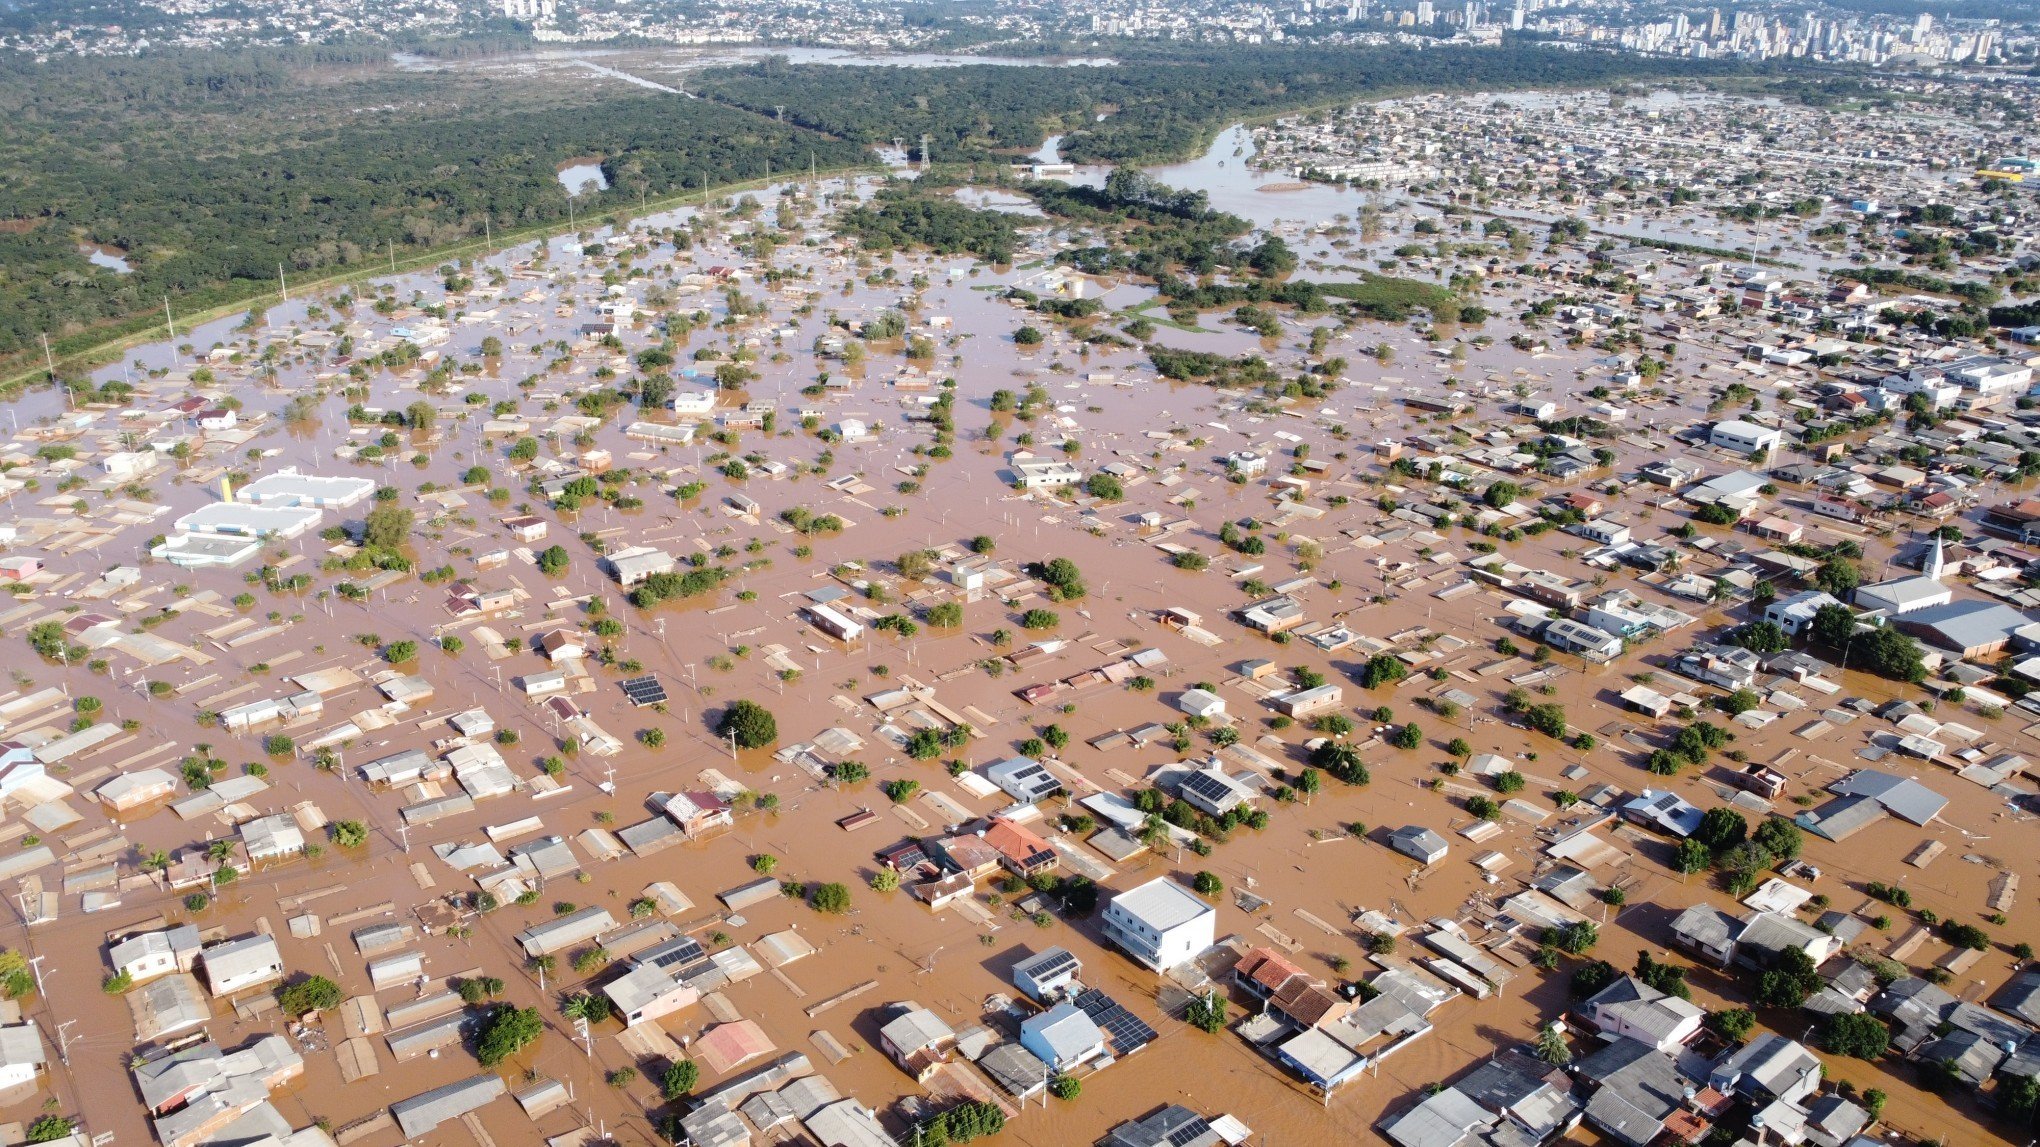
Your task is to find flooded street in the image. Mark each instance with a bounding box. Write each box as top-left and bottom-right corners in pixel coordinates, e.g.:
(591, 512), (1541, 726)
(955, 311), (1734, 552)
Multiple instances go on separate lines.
(2, 83), (2035, 1147)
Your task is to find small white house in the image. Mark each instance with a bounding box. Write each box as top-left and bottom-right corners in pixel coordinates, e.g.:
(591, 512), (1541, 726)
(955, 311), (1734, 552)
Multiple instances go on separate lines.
(200, 935), (285, 998)
(108, 925), (203, 984)
(1020, 1002), (1108, 1072)
(1011, 947), (1081, 1003)
(0, 1022), (46, 1091)
(1175, 688), (1225, 720)
(1389, 825), (1449, 865)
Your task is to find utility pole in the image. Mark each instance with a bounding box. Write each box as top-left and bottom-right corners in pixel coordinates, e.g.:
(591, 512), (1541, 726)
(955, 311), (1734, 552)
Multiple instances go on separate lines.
(279, 262), (289, 304)
(55, 1020), (75, 1068)
(40, 333), (56, 386)
(920, 134), (931, 168)
(25, 955), (46, 995)
(774, 104), (784, 121)
(163, 296), (176, 344)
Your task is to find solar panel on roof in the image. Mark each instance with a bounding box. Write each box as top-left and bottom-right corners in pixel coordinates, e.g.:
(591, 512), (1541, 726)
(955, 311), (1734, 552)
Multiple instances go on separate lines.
(1018, 949), (1078, 981)
(1165, 1117), (1214, 1147)
(1075, 988), (1156, 1054)
(1180, 772), (1233, 803)
(644, 937), (706, 970)
(621, 675), (668, 707)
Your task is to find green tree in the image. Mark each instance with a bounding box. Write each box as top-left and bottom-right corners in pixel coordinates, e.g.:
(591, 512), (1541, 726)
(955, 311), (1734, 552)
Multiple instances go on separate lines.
(476, 1005), (544, 1066)
(717, 700), (779, 748)
(662, 1059), (699, 1100)
(362, 503), (414, 551)
(1755, 947), (1822, 1009)
(1695, 807), (1748, 851)
(1752, 817), (1802, 863)
(1807, 603), (1857, 650)
(331, 820), (369, 848)
(1709, 1007), (1756, 1042)
(1546, 920), (1598, 955)
(1523, 703), (1568, 739)
(1819, 1013), (1891, 1059)
(536, 545), (570, 575)
(1049, 1074), (1081, 1101)
(1533, 1022), (1571, 1065)
(1729, 620), (1790, 654)
(278, 975), (343, 1015)
(809, 883), (852, 914)
(1360, 654), (1409, 689)
(1815, 555), (1862, 597)
(1185, 991), (1228, 1033)
(1569, 960), (1618, 998)
(1192, 871), (1223, 897)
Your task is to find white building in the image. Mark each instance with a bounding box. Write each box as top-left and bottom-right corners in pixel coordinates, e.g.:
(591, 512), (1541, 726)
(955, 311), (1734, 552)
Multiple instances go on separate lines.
(109, 925), (203, 984)
(1100, 878), (1216, 972)
(1012, 455), (1083, 489)
(0, 1023), (45, 1092)
(670, 390), (716, 418)
(234, 469), (377, 509)
(1710, 420), (1782, 456)
(172, 502), (323, 540)
(200, 935), (285, 998)
(1763, 590), (1844, 636)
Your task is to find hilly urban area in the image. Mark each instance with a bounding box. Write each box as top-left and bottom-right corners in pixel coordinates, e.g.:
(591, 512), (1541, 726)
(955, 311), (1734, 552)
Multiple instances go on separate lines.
(0, 1), (2039, 1147)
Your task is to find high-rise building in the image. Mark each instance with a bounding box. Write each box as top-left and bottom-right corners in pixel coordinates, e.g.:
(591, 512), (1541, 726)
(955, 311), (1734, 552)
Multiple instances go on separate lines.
(1914, 12), (1933, 40)
(1510, 2), (1524, 30)
(1416, 0), (1435, 23)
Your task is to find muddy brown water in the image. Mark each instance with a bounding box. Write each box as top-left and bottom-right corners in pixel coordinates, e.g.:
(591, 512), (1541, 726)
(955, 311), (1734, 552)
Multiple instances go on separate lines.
(5, 125), (2033, 1147)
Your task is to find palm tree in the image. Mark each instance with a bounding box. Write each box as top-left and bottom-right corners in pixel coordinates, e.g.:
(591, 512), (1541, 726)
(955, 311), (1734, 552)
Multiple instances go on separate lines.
(1139, 814), (1171, 852)
(1534, 1022), (1572, 1066)
(143, 850), (171, 873)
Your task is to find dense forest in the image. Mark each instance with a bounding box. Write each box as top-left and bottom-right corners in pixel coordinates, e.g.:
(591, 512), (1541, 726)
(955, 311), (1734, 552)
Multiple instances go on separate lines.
(697, 44), (1752, 165)
(836, 182), (1021, 263)
(0, 49), (868, 370)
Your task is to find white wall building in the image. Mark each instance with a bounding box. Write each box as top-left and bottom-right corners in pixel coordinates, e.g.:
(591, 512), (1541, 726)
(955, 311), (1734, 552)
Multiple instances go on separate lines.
(1710, 420), (1782, 456)
(1100, 878), (1216, 972)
